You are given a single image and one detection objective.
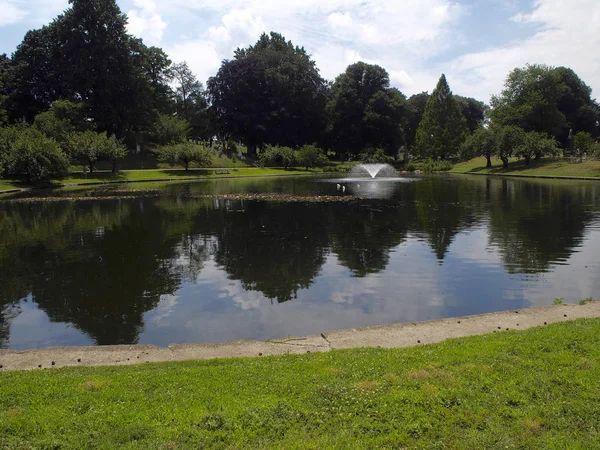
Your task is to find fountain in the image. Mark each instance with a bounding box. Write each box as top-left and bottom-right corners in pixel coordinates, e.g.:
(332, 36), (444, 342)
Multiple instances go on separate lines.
(348, 163), (398, 178)
(319, 162), (418, 199)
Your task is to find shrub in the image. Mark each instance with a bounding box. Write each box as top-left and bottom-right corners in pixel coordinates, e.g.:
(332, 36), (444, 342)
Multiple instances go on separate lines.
(158, 141), (211, 170)
(259, 145), (296, 168)
(4, 127), (69, 182)
(404, 161), (417, 172)
(419, 158), (453, 173)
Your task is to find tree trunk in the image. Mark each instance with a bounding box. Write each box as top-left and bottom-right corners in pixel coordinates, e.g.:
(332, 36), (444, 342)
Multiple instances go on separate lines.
(485, 155), (492, 168)
(89, 161), (94, 173)
(185, 161), (189, 171)
(112, 161), (118, 173)
(535, 151), (541, 160)
(525, 156), (531, 166)
(247, 144), (257, 158)
(501, 157), (508, 168)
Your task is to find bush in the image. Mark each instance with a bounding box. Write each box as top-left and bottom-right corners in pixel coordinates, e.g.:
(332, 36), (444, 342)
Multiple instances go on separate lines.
(3, 127), (69, 182)
(419, 158), (453, 173)
(259, 145), (296, 168)
(403, 161), (417, 172)
(295, 144), (328, 170)
(158, 141), (211, 170)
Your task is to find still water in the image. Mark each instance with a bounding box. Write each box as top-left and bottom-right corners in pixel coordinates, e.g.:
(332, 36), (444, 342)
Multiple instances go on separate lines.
(1, 175), (600, 349)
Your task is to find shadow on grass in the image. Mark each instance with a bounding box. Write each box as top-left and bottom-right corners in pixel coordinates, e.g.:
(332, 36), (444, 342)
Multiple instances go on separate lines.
(463, 158), (600, 177)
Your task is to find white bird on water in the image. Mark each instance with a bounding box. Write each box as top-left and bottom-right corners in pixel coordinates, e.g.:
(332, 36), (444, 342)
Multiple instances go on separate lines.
(342, 185), (346, 193)
(336, 183), (341, 190)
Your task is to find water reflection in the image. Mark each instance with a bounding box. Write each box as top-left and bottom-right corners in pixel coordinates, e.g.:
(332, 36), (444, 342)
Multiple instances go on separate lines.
(1, 176), (600, 348)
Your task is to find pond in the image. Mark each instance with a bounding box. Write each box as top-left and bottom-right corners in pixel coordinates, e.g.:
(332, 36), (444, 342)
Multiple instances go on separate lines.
(1, 174), (600, 349)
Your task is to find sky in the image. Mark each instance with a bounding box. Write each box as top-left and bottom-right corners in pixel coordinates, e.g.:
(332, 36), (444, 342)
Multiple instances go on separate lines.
(1, 0), (599, 103)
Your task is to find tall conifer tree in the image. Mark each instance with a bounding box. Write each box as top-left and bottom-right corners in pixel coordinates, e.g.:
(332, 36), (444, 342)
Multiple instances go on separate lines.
(415, 74), (467, 160)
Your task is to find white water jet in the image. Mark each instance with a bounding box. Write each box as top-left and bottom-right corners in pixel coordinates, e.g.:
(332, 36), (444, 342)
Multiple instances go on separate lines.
(348, 163), (398, 179)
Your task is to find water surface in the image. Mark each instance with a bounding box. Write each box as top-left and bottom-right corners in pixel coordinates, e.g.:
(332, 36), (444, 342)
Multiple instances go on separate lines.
(1, 175), (600, 349)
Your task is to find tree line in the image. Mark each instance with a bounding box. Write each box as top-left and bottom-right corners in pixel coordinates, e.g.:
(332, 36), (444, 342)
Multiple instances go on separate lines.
(0, 0), (599, 181)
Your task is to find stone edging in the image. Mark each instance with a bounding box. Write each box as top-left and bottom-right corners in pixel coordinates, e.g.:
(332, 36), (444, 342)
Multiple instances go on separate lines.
(1, 302), (598, 371)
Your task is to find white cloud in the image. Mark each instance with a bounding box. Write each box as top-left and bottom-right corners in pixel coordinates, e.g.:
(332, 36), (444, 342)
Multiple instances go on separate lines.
(446, 0), (600, 101)
(127, 0), (167, 46)
(0, 0), (67, 27)
(0, 1), (27, 26)
(165, 9), (266, 85)
(4, 0), (599, 102)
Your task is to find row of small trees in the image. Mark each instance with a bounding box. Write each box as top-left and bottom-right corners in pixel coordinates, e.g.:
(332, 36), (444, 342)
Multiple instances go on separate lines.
(461, 126), (559, 168)
(0, 123), (126, 182)
(259, 144), (329, 170)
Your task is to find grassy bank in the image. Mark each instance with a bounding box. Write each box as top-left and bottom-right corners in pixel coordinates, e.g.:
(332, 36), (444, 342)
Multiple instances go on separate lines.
(2, 319), (600, 449)
(0, 167), (315, 194)
(0, 180), (21, 192)
(452, 156), (600, 178)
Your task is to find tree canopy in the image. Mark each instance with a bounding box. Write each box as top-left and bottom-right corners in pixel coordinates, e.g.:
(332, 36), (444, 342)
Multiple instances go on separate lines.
(490, 64), (599, 149)
(327, 62), (408, 158)
(208, 32), (328, 156)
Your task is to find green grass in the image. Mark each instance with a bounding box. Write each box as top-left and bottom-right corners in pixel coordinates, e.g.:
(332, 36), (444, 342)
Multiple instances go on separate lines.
(0, 180), (22, 192)
(0, 168), (315, 193)
(2, 319), (600, 449)
(452, 156), (600, 178)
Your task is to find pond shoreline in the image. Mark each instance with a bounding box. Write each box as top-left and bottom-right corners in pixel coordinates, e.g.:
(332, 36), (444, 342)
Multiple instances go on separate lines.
(455, 171), (600, 181)
(0, 171), (319, 195)
(2, 302), (598, 371)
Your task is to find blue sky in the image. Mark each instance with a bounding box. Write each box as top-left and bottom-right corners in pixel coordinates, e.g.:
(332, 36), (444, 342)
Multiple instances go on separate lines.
(1, 0), (598, 103)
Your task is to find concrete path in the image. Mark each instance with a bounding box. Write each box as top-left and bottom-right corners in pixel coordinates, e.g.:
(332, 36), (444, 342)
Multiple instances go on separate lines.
(1, 302), (599, 372)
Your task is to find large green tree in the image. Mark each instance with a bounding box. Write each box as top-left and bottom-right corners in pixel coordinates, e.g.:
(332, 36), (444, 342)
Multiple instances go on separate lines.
(490, 65), (566, 139)
(327, 62), (407, 158)
(488, 64), (599, 152)
(455, 96), (487, 133)
(8, 0), (173, 142)
(554, 67), (599, 141)
(208, 32), (328, 157)
(415, 74), (468, 160)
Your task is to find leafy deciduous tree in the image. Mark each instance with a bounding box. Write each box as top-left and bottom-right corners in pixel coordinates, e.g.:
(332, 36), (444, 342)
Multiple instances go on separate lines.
(516, 131), (558, 165)
(295, 144), (327, 170)
(208, 32), (328, 157)
(68, 130), (126, 173)
(460, 127), (498, 168)
(158, 142), (211, 170)
(490, 64), (567, 155)
(327, 62), (406, 158)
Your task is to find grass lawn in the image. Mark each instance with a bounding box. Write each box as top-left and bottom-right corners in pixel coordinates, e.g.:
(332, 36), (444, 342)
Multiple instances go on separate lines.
(0, 180), (22, 192)
(0, 168), (315, 193)
(2, 319), (600, 449)
(63, 167), (311, 185)
(452, 156), (600, 178)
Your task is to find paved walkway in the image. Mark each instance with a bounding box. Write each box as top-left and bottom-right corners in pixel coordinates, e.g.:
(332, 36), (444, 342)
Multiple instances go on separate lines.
(1, 302), (599, 371)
